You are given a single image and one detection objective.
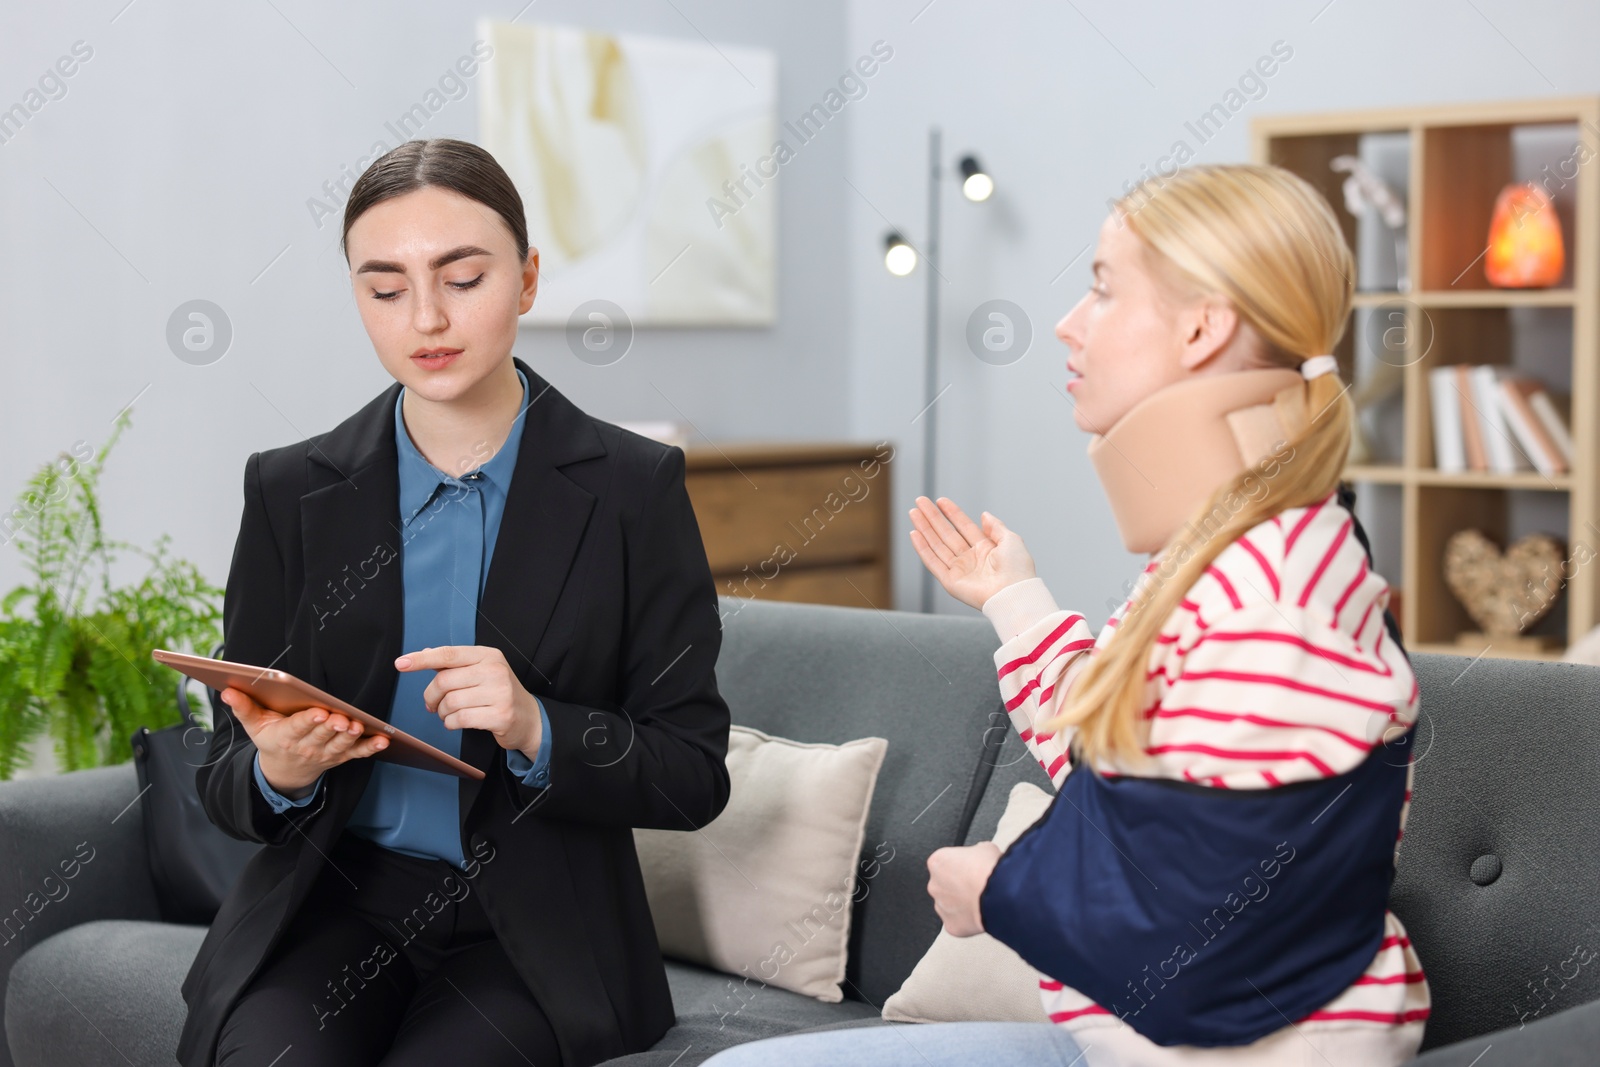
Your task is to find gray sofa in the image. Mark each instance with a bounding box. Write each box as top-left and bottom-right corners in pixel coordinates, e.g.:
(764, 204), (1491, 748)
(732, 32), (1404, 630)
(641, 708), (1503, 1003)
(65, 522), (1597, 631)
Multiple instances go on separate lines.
(3, 595), (1599, 1065)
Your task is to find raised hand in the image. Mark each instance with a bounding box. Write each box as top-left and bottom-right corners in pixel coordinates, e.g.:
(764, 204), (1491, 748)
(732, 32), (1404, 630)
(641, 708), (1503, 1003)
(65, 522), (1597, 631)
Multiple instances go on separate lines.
(907, 495), (1038, 611)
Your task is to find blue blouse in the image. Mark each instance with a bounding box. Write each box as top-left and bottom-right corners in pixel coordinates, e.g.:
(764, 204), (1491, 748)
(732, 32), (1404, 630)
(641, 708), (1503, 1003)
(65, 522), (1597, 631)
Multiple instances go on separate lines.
(252, 366), (553, 869)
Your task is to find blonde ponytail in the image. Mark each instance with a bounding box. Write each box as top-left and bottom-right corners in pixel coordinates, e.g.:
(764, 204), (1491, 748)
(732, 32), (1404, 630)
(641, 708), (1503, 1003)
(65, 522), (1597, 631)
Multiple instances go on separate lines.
(1038, 164), (1356, 769)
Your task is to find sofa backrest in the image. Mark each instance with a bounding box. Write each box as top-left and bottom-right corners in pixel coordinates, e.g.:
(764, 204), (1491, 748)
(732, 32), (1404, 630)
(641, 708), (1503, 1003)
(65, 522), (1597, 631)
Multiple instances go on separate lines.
(962, 726), (1054, 847)
(713, 595), (1003, 1007)
(1393, 652), (1600, 1050)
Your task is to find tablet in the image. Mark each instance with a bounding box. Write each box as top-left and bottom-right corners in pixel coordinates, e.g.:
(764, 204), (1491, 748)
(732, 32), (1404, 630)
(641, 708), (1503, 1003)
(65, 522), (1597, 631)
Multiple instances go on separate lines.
(151, 648), (485, 781)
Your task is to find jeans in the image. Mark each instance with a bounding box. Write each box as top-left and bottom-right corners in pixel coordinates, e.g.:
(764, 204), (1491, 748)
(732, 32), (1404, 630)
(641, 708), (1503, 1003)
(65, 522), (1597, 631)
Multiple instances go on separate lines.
(699, 1020), (1086, 1066)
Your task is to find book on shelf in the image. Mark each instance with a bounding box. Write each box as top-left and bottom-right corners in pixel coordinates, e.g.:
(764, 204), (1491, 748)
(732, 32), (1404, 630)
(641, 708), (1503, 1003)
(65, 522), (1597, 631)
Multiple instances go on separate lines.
(1428, 366), (1465, 472)
(1499, 377), (1570, 476)
(1529, 387), (1574, 468)
(1427, 364), (1571, 476)
(1472, 366), (1529, 474)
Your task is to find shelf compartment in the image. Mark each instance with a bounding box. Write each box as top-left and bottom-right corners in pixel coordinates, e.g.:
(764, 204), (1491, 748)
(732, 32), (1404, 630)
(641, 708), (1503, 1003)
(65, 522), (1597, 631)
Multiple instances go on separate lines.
(1267, 129), (1411, 295)
(1348, 304), (1409, 465)
(1410, 304), (1573, 476)
(1408, 485), (1571, 653)
(1346, 481), (1403, 592)
(1418, 121), (1583, 292)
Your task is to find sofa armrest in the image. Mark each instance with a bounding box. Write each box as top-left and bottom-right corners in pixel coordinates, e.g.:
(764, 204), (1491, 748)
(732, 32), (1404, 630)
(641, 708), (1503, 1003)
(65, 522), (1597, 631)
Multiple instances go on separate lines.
(0, 763), (162, 1030)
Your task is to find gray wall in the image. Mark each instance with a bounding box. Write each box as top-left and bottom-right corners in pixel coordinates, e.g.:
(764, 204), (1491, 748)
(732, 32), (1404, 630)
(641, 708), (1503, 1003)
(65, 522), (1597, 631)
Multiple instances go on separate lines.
(4, 0), (1599, 629)
(843, 0), (1600, 617)
(0, 0), (848, 601)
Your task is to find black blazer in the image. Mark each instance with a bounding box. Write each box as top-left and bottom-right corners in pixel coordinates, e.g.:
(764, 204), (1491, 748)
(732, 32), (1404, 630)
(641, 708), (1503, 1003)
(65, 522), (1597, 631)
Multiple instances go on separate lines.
(177, 356), (733, 1067)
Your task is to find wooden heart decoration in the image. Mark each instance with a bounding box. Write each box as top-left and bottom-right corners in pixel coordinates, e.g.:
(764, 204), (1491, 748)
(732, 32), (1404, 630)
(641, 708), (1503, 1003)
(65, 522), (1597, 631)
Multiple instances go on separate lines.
(1443, 529), (1565, 637)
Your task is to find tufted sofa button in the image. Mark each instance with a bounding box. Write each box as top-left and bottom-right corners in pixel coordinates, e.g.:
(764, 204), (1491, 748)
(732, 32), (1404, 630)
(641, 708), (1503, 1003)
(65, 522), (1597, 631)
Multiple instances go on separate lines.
(1469, 854), (1502, 886)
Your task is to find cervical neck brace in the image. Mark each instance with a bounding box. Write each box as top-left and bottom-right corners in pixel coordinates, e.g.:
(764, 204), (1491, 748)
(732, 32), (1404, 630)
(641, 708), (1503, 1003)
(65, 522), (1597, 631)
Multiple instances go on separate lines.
(1085, 367), (1308, 555)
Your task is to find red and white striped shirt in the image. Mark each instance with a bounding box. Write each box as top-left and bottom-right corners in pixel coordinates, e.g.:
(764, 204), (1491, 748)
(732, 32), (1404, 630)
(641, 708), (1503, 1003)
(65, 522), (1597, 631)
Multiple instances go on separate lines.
(981, 488), (1429, 1066)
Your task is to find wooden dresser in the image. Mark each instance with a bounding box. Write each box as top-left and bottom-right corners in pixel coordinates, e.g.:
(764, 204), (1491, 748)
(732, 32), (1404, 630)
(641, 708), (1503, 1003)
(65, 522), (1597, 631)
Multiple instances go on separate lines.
(681, 441), (895, 610)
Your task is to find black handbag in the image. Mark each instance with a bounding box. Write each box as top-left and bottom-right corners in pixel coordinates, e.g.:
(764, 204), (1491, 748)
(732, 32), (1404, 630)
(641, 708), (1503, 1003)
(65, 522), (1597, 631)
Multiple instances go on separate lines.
(130, 642), (262, 925)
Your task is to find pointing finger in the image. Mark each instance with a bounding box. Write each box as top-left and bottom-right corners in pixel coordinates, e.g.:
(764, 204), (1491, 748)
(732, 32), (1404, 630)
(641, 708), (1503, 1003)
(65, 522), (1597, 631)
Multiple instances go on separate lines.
(396, 645), (476, 671)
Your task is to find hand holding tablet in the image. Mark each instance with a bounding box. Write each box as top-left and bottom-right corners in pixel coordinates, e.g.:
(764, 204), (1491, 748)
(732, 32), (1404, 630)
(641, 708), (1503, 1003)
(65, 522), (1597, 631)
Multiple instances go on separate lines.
(221, 687), (388, 798)
(151, 649), (486, 783)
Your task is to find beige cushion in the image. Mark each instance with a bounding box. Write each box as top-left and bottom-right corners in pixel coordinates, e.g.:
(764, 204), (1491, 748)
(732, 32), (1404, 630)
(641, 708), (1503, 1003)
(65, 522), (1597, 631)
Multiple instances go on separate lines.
(632, 724), (889, 1002)
(881, 781), (1054, 1023)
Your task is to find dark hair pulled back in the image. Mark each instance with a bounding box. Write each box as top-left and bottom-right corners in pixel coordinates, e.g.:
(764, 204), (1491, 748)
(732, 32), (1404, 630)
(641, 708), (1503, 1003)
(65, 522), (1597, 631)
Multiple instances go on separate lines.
(340, 138), (529, 264)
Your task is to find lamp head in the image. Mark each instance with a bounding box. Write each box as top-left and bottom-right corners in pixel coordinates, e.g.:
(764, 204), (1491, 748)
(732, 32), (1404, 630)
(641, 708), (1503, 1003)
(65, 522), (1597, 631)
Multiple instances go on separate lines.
(959, 155), (993, 202)
(884, 231), (918, 276)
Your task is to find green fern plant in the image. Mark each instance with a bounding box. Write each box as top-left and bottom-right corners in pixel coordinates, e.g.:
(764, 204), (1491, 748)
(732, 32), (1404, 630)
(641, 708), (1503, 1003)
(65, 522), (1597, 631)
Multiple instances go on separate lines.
(0, 408), (223, 779)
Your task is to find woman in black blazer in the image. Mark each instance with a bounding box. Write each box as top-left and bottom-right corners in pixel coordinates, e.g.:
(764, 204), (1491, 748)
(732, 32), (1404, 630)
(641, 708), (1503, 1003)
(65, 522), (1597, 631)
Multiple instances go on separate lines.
(178, 138), (733, 1067)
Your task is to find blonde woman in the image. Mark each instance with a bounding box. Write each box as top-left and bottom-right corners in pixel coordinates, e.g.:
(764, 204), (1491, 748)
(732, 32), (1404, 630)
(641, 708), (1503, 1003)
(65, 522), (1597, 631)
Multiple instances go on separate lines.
(704, 164), (1427, 1066)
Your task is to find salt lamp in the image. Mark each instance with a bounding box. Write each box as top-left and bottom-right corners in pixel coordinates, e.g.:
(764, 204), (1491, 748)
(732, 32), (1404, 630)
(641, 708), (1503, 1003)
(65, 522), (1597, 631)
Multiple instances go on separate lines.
(1485, 182), (1565, 288)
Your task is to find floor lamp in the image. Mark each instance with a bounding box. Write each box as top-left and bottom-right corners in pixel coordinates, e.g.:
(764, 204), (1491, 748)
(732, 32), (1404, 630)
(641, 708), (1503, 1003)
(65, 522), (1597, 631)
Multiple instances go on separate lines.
(883, 127), (994, 613)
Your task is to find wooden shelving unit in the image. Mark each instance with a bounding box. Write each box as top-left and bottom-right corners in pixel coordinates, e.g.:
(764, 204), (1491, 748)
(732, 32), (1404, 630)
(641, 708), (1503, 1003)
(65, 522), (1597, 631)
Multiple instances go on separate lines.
(1253, 97), (1600, 661)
